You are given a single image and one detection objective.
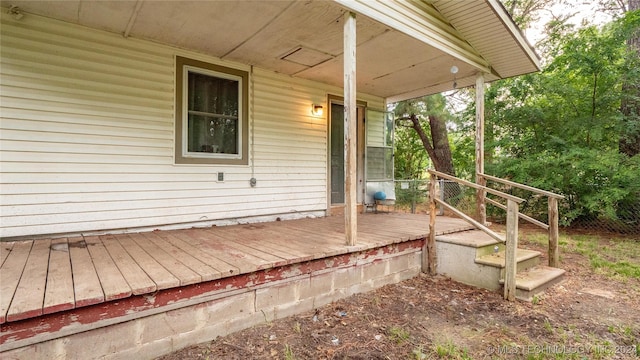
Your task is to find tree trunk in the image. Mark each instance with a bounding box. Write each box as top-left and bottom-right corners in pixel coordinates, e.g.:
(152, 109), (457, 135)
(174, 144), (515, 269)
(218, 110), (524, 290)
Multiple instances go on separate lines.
(408, 113), (461, 203)
(408, 114), (456, 176)
(619, 0), (640, 157)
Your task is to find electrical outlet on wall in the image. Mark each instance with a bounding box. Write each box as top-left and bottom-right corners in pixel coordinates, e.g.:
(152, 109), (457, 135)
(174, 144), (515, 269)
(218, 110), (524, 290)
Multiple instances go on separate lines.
(217, 172), (224, 182)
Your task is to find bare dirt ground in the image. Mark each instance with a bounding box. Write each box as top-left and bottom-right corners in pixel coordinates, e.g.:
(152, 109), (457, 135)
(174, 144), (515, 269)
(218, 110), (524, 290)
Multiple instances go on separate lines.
(157, 231), (640, 360)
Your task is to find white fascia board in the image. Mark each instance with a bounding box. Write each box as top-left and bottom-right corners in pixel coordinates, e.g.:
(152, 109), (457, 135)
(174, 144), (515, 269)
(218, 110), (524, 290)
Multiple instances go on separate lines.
(333, 0), (491, 74)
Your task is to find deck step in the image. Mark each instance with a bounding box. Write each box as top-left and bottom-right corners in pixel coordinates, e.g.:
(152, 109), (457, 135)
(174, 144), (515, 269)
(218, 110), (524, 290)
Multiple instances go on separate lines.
(436, 229), (502, 248)
(500, 265), (566, 301)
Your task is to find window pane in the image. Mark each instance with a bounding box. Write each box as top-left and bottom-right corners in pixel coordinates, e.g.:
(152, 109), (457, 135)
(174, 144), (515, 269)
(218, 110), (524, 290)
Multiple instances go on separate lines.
(188, 115), (238, 154)
(187, 70), (239, 155)
(367, 147), (393, 180)
(188, 72), (238, 117)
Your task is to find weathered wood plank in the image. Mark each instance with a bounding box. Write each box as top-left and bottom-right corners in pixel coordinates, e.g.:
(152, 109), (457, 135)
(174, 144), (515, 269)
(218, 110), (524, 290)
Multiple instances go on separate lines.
(476, 73), (486, 224)
(100, 234), (156, 295)
(127, 233), (201, 286)
(84, 235), (132, 302)
(153, 230), (235, 278)
(272, 222), (351, 257)
(0, 241), (32, 324)
(68, 236), (104, 307)
(184, 229), (270, 273)
(7, 239), (50, 322)
(116, 234), (180, 290)
(43, 238), (75, 314)
(548, 197), (560, 268)
(344, 11), (358, 246)
(139, 231), (219, 282)
(504, 200), (519, 301)
(205, 227), (290, 264)
(234, 227), (310, 260)
(426, 174), (437, 275)
(242, 226), (324, 259)
(1, 242), (15, 268)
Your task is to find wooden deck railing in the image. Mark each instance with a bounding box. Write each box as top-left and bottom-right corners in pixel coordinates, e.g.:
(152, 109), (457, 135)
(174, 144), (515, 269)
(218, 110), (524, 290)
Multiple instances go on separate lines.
(426, 169), (525, 301)
(478, 173), (565, 268)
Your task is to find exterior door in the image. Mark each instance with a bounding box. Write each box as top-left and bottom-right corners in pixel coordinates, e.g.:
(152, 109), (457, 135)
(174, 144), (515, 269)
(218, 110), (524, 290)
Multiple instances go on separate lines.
(329, 100), (365, 206)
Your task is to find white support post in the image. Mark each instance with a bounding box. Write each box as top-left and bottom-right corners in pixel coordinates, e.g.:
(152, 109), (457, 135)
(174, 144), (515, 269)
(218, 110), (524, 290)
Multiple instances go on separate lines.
(475, 73), (486, 225)
(344, 11), (357, 246)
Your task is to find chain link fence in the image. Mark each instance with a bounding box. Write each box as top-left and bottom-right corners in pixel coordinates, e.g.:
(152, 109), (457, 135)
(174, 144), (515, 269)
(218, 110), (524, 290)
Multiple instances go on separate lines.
(391, 179), (639, 236)
(392, 179), (477, 216)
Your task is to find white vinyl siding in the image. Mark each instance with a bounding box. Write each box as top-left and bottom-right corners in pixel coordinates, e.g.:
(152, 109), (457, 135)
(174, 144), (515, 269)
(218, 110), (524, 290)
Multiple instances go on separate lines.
(0, 12), (383, 238)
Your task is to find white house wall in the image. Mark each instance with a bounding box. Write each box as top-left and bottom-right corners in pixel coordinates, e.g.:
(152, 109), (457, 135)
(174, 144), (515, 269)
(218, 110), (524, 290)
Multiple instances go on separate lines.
(0, 12), (384, 238)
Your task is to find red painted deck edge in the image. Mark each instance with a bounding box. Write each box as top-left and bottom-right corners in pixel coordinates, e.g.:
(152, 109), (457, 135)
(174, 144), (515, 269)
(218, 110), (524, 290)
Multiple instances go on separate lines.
(0, 239), (423, 346)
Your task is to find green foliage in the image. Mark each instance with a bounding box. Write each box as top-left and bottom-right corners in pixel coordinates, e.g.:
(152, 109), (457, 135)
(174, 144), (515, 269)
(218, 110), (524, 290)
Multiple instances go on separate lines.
(388, 326), (411, 344)
(571, 234), (640, 279)
(431, 340), (472, 359)
(475, 11), (640, 228)
(284, 344), (295, 360)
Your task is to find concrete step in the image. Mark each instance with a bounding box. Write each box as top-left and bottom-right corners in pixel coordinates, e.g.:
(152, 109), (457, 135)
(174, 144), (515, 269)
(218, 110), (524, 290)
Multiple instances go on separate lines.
(436, 229), (504, 257)
(500, 265), (566, 301)
(476, 249), (541, 276)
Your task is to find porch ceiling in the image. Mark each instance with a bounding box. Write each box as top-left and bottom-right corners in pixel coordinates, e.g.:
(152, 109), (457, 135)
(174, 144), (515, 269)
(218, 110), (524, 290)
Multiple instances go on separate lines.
(1, 0), (539, 102)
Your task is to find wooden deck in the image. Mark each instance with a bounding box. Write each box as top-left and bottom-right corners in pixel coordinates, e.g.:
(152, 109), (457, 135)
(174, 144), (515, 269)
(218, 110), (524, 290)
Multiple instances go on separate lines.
(0, 213), (472, 325)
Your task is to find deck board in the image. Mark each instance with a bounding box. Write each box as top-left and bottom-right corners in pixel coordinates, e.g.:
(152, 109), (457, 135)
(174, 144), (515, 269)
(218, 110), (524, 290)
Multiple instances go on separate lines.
(128, 233), (201, 286)
(7, 239), (50, 322)
(140, 232), (220, 282)
(0, 241), (32, 324)
(203, 228), (290, 264)
(43, 238), (75, 314)
(84, 235), (132, 301)
(68, 237), (104, 307)
(155, 231), (236, 277)
(0, 242), (15, 268)
(233, 227), (309, 262)
(100, 234), (157, 295)
(116, 234), (180, 290)
(183, 229), (273, 273)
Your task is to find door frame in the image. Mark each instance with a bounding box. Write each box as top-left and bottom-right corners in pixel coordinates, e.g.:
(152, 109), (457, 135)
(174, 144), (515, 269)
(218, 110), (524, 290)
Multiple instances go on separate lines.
(326, 94), (367, 215)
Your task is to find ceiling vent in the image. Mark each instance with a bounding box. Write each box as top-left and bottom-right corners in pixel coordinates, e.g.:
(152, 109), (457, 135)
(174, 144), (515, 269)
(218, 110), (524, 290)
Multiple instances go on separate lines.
(280, 46), (334, 67)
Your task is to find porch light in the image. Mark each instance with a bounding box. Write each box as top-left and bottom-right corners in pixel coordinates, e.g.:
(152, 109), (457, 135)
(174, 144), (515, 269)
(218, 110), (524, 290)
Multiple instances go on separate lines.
(450, 65), (459, 89)
(312, 104), (324, 117)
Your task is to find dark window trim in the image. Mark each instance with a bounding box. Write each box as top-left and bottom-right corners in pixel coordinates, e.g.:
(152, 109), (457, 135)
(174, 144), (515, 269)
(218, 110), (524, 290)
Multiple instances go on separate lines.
(175, 56), (249, 165)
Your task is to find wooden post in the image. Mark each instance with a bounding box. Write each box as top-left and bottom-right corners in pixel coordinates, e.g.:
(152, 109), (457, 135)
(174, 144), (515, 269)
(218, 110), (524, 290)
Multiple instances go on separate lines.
(504, 199), (519, 301)
(475, 73), (486, 225)
(423, 173), (437, 275)
(548, 197), (559, 267)
(344, 12), (357, 246)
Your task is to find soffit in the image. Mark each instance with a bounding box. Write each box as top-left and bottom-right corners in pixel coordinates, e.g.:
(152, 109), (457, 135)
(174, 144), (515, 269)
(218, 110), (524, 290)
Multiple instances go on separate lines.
(1, 0), (537, 102)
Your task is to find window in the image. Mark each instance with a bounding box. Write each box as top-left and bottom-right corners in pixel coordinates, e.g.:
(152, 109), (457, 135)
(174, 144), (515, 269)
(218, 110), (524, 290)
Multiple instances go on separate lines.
(175, 56), (248, 165)
(366, 109), (394, 180)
